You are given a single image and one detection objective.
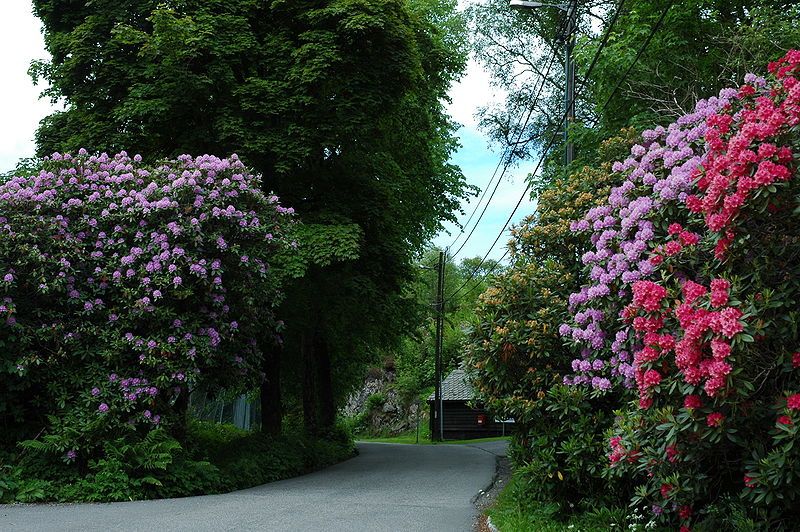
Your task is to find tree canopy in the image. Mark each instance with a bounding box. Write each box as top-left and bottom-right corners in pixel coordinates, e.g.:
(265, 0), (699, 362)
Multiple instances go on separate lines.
(468, 0), (800, 179)
(31, 0), (472, 432)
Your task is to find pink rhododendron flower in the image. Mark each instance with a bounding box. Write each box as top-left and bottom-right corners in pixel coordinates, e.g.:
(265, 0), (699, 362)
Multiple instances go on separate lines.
(787, 394), (800, 411)
(706, 412), (725, 427)
(632, 281), (668, 312)
(643, 369), (663, 388)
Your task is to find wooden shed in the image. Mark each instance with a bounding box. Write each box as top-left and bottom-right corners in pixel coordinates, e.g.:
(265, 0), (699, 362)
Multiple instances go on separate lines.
(428, 369), (513, 440)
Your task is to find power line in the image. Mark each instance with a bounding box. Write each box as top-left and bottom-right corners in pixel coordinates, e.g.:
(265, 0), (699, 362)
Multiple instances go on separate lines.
(450, 0), (618, 259)
(458, 248), (510, 301)
(448, 51), (558, 257)
(450, 0), (672, 301)
(447, 0), (628, 301)
(447, 110), (527, 252)
(588, 1), (673, 127)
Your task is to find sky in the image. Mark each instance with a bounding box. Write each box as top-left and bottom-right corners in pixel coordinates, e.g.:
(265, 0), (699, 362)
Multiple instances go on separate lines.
(0, 1), (535, 263)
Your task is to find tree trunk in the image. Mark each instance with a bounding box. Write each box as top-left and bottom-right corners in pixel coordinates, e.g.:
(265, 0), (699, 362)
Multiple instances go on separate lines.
(171, 386), (190, 441)
(301, 330), (317, 435)
(315, 331), (336, 433)
(260, 341), (283, 435)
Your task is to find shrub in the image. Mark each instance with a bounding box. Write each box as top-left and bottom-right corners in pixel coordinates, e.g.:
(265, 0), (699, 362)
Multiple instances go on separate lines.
(559, 50), (800, 528)
(607, 51), (800, 529)
(0, 419), (355, 503)
(465, 131), (636, 510)
(0, 150), (294, 463)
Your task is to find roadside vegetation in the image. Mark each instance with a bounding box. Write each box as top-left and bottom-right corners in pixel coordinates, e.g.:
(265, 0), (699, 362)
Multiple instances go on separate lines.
(1, 420), (354, 503)
(468, 1), (800, 529)
(1, 0), (470, 502)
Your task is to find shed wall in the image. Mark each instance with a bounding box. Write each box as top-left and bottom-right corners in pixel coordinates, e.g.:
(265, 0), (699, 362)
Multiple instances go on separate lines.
(429, 400), (513, 440)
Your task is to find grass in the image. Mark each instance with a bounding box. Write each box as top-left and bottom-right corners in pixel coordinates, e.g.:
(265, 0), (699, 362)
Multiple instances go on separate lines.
(485, 473), (630, 532)
(355, 424), (510, 445)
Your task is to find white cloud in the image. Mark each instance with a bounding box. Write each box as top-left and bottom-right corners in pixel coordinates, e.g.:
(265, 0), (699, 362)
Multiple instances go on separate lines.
(446, 57), (502, 129)
(0, 2), (62, 173)
(433, 126), (536, 262)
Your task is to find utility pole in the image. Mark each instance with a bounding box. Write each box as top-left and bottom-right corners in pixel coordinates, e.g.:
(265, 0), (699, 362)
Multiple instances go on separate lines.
(509, 0), (579, 168)
(433, 250), (445, 441)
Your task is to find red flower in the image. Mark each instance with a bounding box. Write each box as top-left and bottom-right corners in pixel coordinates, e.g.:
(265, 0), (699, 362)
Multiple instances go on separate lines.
(757, 143), (777, 158)
(792, 352), (800, 368)
(643, 369), (662, 389)
(668, 223), (683, 235)
(717, 307), (744, 338)
(787, 394), (800, 411)
(709, 278), (730, 307)
(684, 395), (702, 409)
(680, 527), (691, 532)
(665, 240), (683, 256)
(707, 412), (725, 427)
(744, 474), (757, 488)
(632, 281), (669, 312)
(681, 280), (707, 305)
(777, 415), (793, 426)
(679, 231), (700, 246)
(660, 483), (673, 498)
(710, 338), (732, 360)
(685, 194), (702, 212)
(678, 505), (693, 520)
(635, 346), (660, 364)
(639, 396), (653, 410)
(739, 84), (756, 97)
(666, 444), (680, 463)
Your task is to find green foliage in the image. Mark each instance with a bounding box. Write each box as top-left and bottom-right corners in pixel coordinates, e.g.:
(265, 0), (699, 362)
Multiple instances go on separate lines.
(278, 224), (363, 277)
(469, 0), (800, 192)
(207, 423), (355, 491)
(0, 152), (290, 459)
(506, 385), (627, 510)
(1, 419), (354, 503)
(465, 130), (636, 511)
(487, 472), (629, 532)
(184, 419), (249, 463)
(365, 392), (387, 412)
(388, 248), (500, 402)
(590, 53), (800, 528)
(29, 0), (473, 438)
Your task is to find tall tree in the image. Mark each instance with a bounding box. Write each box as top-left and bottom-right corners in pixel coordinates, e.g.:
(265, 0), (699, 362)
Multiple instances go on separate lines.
(31, 0), (471, 433)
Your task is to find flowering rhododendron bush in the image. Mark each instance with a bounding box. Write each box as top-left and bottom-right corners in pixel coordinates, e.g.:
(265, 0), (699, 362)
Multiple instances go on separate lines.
(0, 150), (293, 460)
(560, 51), (800, 527)
(465, 132), (638, 506)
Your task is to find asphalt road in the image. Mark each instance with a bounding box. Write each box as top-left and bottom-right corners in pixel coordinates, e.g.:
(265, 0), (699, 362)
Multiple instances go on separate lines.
(1, 440), (507, 532)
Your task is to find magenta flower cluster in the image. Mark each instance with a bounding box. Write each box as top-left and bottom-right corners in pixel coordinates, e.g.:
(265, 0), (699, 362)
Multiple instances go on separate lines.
(559, 89), (739, 390)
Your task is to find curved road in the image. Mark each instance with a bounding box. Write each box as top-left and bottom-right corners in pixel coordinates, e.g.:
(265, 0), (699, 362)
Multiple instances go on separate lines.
(1, 441), (506, 532)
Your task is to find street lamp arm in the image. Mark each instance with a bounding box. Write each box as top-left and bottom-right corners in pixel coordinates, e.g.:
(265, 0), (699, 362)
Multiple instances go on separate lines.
(509, 0), (569, 12)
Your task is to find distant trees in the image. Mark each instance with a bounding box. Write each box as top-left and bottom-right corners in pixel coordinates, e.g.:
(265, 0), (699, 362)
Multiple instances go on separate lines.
(389, 248), (502, 401)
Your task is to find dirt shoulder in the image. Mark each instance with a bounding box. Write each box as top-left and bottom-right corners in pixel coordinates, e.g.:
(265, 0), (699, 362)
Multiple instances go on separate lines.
(473, 454), (511, 532)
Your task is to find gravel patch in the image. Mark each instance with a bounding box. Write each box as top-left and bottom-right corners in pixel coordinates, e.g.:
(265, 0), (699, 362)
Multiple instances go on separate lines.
(472, 454), (511, 532)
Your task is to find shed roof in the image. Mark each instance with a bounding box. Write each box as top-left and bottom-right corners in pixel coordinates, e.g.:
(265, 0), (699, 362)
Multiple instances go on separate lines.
(427, 369), (474, 401)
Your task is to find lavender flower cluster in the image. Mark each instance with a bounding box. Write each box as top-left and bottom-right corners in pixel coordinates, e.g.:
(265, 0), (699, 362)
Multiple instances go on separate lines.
(1, 150), (293, 434)
(559, 88), (739, 390)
